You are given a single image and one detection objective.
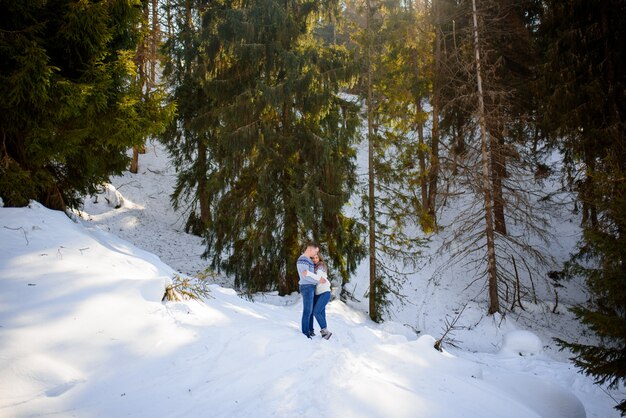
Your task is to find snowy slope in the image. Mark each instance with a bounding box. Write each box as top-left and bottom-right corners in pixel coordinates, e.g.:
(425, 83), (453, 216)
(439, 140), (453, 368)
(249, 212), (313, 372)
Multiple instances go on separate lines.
(78, 142), (587, 358)
(341, 128), (596, 362)
(77, 143), (209, 280)
(0, 202), (620, 417)
(67, 141), (620, 415)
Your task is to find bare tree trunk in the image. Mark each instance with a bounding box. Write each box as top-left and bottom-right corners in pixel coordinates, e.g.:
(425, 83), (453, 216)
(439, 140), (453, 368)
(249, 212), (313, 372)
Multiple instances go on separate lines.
(130, 147), (139, 173)
(44, 184), (66, 212)
(197, 139), (210, 227)
(417, 106), (428, 210)
(582, 152), (598, 228)
(366, 0), (379, 323)
(280, 100), (299, 296)
(283, 198), (300, 295)
(472, 0), (499, 315)
(131, 1), (150, 174)
(281, 164), (300, 295)
(512, 256), (524, 310)
(520, 256), (537, 304)
(428, 0), (441, 229)
(166, 0), (173, 39)
(181, 0), (209, 233)
(492, 135), (507, 235)
(151, 0), (159, 87)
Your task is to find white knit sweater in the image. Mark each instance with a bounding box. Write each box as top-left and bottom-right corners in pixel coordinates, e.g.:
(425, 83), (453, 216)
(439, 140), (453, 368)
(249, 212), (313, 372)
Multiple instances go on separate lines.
(307, 265), (331, 295)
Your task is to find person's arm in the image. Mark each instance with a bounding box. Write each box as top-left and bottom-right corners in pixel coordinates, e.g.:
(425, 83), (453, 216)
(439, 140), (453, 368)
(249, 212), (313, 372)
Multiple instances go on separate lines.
(307, 269), (328, 281)
(297, 258), (320, 285)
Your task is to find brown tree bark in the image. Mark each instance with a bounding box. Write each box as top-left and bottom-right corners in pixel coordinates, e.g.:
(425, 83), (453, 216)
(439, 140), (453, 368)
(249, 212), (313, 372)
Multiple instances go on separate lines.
(43, 184), (66, 212)
(150, 0), (159, 87)
(130, 1), (150, 174)
(197, 139), (210, 227)
(417, 106), (428, 210)
(282, 196), (300, 296)
(280, 100), (300, 296)
(428, 0), (442, 229)
(472, 0), (499, 315)
(366, 0), (379, 323)
(491, 135), (507, 235)
(130, 147), (139, 173)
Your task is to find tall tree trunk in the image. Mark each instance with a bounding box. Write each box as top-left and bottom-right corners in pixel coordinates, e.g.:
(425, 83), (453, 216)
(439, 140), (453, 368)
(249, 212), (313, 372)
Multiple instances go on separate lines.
(366, 0), (379, 323)
(151, 0), (159, 87)
(472, 0), (499, 315)
(582, 152), (598, 228)
(131, 1), (150, 174)
(417, 106), (428, 210)
(165, 0), (173, 39)
(130, 147), (139, 173)
(283, 193), (300, 295)
(491, 135), (507, 235)
(280, 100), (299, 296)
(44, 184), (66, 212)
(428, 0), (442, 229)
(197, 139), (210, 227)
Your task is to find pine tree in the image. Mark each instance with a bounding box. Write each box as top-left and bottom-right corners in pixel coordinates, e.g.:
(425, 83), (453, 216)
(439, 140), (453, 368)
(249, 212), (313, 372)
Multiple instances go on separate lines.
(162, 0), (366, 293)
(131, 0), (162, 174)
(471, 0), (500, 314)
(0, 0), (171, 210)
(428, 0), (442, 229)
(160, 0), (213, 234)
(540, 0), (626, 413)
(375, 0), (438, 233)
(364, 0), (380, 322)
(436, 0), (552, 314)
(345, 0), (431, 321)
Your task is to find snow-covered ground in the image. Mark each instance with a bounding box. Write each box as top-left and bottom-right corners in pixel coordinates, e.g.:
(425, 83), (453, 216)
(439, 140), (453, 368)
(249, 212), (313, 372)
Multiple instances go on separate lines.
(1, 141), (622, 416)
(0, 201), (618, 417)
(342, 129), (598, 361)
(77, 141), (587, 359)
(76, 144), (208, 279)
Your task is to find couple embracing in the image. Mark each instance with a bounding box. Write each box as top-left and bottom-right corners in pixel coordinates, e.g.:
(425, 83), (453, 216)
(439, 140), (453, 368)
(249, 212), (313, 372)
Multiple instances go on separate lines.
(297, 242), (333, 340)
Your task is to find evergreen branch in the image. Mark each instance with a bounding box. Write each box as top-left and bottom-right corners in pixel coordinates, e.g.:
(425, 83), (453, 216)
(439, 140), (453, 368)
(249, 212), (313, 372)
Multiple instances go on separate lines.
(163, 273), (214, 302)
(434, 303), (468, 352)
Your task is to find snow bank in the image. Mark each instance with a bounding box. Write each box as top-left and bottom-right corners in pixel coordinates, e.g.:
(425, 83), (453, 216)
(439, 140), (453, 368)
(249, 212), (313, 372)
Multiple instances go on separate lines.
(78, 144), (208, 278)
(0, 203), (612, 417)
(500, 330), (544, 357)
(484, 371), (586, 418)
(0, 202), (186, 414)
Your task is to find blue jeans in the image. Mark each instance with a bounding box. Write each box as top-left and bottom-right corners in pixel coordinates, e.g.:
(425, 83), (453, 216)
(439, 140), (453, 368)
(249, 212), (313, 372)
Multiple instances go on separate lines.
(312, 291), (331, 330)
(300, 284), (316, 336)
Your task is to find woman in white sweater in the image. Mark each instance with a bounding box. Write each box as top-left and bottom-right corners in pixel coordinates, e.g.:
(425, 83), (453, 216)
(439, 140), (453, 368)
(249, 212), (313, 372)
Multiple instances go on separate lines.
(308, 253), (332, 339)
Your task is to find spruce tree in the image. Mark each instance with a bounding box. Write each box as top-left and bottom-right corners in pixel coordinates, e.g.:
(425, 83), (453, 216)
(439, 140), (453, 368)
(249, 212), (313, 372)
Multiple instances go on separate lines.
(435, 0), (551, 314)
(160, 0), (213, 234)
(540, 0), (626, 413)
(131, 0), (162, 174)
(344, 0), (430, 321)
(221, 0), (366, 295)
(0, 0), (171, 210)
(162, 0), (366, 293)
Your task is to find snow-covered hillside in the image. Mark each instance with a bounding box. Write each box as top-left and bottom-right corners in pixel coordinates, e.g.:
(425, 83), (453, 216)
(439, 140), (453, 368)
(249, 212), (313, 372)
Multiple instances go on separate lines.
(343, 129), (595, 360)
(1, 141), (621, 416)
(0, 203), (617, 418)
(77, 145), (208, 280)
(78, 141), (588, 358)
(0, 200), (620, 417)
